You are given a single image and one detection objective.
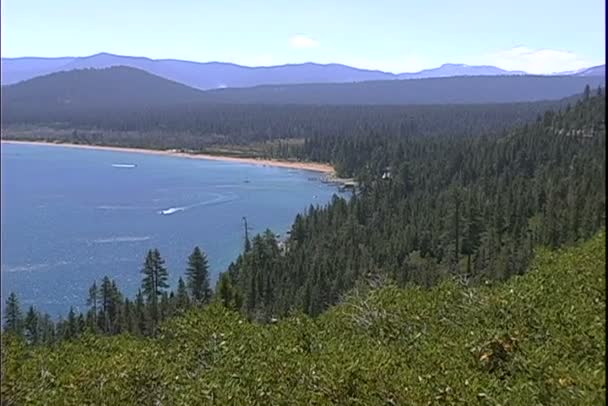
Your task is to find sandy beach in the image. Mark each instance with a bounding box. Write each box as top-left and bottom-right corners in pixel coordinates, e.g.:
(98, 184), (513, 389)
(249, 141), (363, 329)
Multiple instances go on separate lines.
(1, 140), (336, 174)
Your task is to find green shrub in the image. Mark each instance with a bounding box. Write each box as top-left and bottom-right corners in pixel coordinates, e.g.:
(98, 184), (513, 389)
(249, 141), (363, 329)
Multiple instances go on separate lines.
(2, 231), (605, 405)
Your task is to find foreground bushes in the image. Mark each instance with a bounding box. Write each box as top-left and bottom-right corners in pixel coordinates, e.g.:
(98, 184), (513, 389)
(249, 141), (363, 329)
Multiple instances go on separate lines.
(2, 231), (605, 405)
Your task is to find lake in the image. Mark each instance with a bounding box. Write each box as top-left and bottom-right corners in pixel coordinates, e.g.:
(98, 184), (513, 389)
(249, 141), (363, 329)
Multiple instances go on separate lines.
(1, 143), (344, 316)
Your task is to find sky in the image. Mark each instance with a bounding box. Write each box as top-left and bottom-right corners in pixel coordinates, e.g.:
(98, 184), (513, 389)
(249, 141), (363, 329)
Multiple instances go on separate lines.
(1, 0), (605, 74)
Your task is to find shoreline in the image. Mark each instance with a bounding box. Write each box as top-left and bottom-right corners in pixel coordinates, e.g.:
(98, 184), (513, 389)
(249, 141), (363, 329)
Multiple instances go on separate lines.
(1, 140), (337, 175)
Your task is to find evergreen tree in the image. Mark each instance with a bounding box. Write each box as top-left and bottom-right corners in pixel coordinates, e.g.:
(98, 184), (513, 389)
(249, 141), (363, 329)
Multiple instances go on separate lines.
(3, 292), (23, 336)
(24, 306), (39, 345)
(65, 307), (78, 340)
(175, 277), (191, 312)
(185, 247), (211, 305)
(134, 290), (147, 336)
(159, 292), (171, 322)
(86, 281), (98, 331)
(96, 277), (123, 334)
(445, 187), (464, 273)
(98, 277), (113, 333)
(77, 313), (86, 336)
(216, 273), (235, 309)
(141, 249), (169, 301)
(39, 313), (55, 345)
(141, 249), (169, 329)
(243, 217), (252, 252)
(461, 193), (484, 279)
(110, 280), (124, 333)
(122, 298), (134, 334)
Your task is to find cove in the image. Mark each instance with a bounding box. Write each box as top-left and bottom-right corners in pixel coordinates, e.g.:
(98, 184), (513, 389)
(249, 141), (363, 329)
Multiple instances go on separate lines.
(1, 142), (345, 316)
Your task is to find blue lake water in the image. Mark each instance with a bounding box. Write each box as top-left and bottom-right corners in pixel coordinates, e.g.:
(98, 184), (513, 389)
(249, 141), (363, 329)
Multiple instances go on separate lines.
(1, 143), (344, 317)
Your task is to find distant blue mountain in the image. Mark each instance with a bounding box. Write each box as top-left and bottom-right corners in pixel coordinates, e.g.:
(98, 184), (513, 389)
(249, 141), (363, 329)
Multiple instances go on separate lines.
(575, 65), (606, 77)
(4, 52), (601, 90)
(0, 54), (525, 89)
(398, 63), (526, 79)
(1, 53), (394, 89)
(1, 56), (77, 84)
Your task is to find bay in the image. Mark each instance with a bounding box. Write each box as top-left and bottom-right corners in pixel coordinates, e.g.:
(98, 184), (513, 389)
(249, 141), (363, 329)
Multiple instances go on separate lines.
(0, 143), (344, 316)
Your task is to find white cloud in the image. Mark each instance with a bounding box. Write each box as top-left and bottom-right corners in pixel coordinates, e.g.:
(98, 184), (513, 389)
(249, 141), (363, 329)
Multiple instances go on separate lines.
(289, 34), (319, 49)
(474, 46), (601, 74)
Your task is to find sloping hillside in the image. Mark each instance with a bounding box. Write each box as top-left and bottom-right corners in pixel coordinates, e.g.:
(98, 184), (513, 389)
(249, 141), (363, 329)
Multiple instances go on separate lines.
(1, 66), (207, 113)
(205, 74), (606, 105)
(2, 231), (605, 404)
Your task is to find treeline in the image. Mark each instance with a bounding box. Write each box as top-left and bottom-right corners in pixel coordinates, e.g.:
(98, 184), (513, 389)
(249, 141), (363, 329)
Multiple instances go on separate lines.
(202, 74), (605, 105)
(2, 247), (221, 344)
(297, 86), (605, 176)
(220, 87), (606, 318)
(2, 95), (580, 152)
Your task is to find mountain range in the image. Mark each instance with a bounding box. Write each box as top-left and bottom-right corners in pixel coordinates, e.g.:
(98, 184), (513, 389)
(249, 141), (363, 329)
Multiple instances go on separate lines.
(2, 52), (604, 90)
(2, 66), (605, 121)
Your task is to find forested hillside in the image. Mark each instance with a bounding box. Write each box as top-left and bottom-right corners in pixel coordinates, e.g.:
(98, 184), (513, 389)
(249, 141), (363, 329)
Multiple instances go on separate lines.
(0, 90), (589, 154)
(205, 74), (605, 105)
(2, 231), (604, 404)
(221, 88), (605, 318)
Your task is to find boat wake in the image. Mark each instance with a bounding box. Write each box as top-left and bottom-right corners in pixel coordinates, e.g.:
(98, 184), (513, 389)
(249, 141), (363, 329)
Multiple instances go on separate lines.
(111, 163), (137, 168)
(96, 205), (154, 211)
(158, 192), (237, 215)
(3, 260), (71, 273)
(159, 207), (185, 215)
(93, 236), (151, 244)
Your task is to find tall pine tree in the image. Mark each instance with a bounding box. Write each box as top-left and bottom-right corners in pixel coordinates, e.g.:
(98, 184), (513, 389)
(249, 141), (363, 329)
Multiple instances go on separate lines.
(185, 247), (211, 305)
(141, 249), (169, 329)
(3, 292), (23, 336)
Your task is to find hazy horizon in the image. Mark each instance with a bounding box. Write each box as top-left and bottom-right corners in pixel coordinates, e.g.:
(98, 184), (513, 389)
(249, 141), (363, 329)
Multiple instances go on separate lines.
(2, 0), (604, 74)
(1, 51), (603, 77)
